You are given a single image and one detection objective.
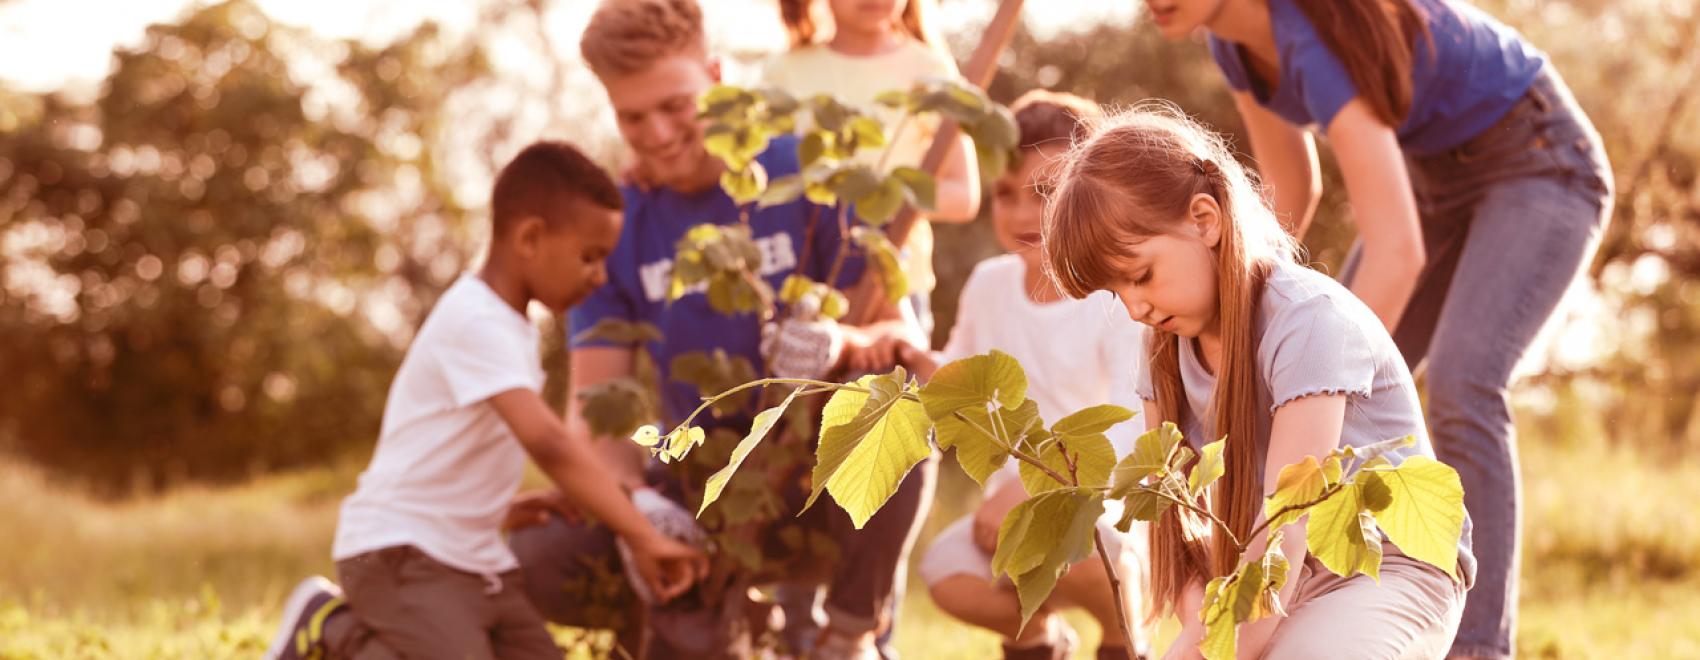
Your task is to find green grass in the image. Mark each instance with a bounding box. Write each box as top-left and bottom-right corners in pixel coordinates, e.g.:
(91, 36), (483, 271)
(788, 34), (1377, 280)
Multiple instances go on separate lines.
(3, 422), (1698, 659)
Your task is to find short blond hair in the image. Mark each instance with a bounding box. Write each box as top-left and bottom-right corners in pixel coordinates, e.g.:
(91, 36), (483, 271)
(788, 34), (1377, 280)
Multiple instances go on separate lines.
(580, 0), (707, 79)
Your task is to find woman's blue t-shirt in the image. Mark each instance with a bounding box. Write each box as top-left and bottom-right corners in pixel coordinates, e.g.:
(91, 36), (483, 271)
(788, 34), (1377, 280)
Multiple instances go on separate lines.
(1208, 0), (1545, 155)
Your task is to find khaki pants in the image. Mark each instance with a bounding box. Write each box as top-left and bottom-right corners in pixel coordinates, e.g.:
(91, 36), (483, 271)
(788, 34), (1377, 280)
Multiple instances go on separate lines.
(1261, 549), (1466, 660)
(327, 545), (561, 660)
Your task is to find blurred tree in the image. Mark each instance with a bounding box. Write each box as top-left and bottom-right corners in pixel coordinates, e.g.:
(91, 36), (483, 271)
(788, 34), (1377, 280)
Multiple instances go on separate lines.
(0, 0), (497, 493)
(0, 0), (1694, 493)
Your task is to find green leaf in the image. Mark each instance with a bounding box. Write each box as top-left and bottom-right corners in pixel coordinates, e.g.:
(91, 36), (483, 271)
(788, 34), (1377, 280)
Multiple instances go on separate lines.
(989, 495), (1040, 578)
(1360, 456), (1465, 579)
(873, 89), (910, 109)
(821, 289), (849, 320)
(756, 85), (798, 115)
(1114, 488), (1172, 531)
(576, 377), (655, 438)
(669, 349), (756, 414)
(570, 318), (665, 346)
(917, 350), (1028, 422)
(888, 166), (936, 211)
(699, 388), (802, 516)
(846, 115), (886, 153)
(1343, 435), (1417, 474)
(854, 175), (907, 226)
(720, 162), (767, 205)
(1189, 438), (1227, 496)
(1263, 454), (1343, 531)
(975, 143), (1012, 186)
(1109, 422), (1184, 498)
(779, 274), (814, 305)
(1199, 575), (1237, 660)
(1002, 488), (1105, 627)
(806, 371), (933, 528)
(1196, 536), (1293, 660)
(702, 123), (738, 161)
(944, 83), (989, 117)
(1254, 532), (1292, 620)
(1051, 404), (1136, 438)
(809, 94), (853, 133)
(1019, 432), (1115, 494)
(934, 400), (1039, 486)
(967, 103), (1020, 150)
(758, 173), (806, 209)
(631, 424), (662, 447)
(799, 131), (830, 169)
(719, 534), (763, 571)
(828, 165), (882, 203)
(706, 275), (738, 314)
(915, 80), (990, 124)
(659, 426), (705, 463)
(698, 84), (749, 117)
(852, 227), (908, 303)
(1305, 484), (1383, 581)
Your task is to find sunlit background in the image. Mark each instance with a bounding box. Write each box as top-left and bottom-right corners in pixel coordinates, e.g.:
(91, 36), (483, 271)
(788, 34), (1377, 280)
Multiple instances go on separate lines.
(1, 0), (1696, 657)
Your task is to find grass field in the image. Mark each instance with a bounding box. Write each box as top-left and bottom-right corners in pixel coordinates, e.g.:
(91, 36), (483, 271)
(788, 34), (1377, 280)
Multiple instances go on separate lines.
(4, 411), (1698, 659)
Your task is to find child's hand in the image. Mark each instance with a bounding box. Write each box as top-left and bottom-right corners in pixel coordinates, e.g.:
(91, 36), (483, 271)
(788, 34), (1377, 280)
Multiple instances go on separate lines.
(501, 489), (578, 530)
(841, 327), (933, 375)
(840, 328), (903, 374)
(627, 532), (710, 603)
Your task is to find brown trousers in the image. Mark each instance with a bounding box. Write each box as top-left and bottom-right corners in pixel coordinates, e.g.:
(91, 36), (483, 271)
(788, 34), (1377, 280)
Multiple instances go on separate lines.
(327, 545), (561, 660)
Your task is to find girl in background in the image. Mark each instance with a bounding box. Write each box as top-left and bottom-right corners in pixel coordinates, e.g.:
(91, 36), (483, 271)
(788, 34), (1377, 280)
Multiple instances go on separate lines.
(767, 0), (981, 336)
(764, 2), (978, 657)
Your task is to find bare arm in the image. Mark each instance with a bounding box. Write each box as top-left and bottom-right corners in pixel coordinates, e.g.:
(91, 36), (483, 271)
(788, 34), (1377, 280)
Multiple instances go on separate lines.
(567, 346), (648, 490)
(1232, 91), (1321, 237)
(492, 388), (657, 543)
(1231, 394), (1349, 659)
(926, 133), (982, 223)
(1325, 99), (1426, 332)
(490, 386), (708, 600)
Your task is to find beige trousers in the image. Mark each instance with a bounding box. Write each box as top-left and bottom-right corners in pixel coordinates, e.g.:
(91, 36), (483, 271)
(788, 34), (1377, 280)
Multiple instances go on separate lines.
(1261, 547), (1466, 660)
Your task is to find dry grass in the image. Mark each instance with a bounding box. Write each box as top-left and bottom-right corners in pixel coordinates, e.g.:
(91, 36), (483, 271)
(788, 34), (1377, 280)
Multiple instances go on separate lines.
(2, 414), (1697, 658)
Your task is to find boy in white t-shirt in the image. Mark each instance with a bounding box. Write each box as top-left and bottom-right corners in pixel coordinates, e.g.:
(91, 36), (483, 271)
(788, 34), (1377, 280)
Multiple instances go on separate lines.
(263, 142), (707, 660)
(856, 91), (1151, 660)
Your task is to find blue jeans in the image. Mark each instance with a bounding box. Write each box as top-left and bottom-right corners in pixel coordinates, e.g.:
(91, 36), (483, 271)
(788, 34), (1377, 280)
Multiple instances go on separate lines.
(1343, 66), (1613, 659)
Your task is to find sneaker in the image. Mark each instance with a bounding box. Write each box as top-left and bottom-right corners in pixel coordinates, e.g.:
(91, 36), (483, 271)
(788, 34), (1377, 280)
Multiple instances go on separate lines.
(812, 627), (879, 660)
(263, 576), (347, 660)
(1001, 616), (1077, 660)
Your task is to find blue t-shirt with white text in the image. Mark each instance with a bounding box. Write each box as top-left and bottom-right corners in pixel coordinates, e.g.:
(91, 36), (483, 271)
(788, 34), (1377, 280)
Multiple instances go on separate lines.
(569, 135), (863, 428)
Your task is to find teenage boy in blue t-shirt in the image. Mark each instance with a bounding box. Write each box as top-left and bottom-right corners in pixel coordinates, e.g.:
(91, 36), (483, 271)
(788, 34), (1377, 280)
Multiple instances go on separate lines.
(503, 1), (930, 657)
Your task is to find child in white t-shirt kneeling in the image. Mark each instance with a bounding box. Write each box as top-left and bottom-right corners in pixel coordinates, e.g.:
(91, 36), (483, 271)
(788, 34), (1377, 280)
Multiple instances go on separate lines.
(863, 91), (1152, 660)
(263, 142), (706, 660)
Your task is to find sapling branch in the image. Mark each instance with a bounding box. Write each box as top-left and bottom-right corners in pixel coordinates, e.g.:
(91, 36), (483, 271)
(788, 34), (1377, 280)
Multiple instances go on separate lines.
(874, 111), (913, 175)
(825, 205), (853, 289)
(1242, 482), (1347, 550)
(1093, 530), (1141, 660)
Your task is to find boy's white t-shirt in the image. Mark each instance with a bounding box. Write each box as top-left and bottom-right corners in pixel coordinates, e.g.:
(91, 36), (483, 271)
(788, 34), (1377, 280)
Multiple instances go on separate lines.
(333, 275), (544, 574)
(940, 254), (1148, 492)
